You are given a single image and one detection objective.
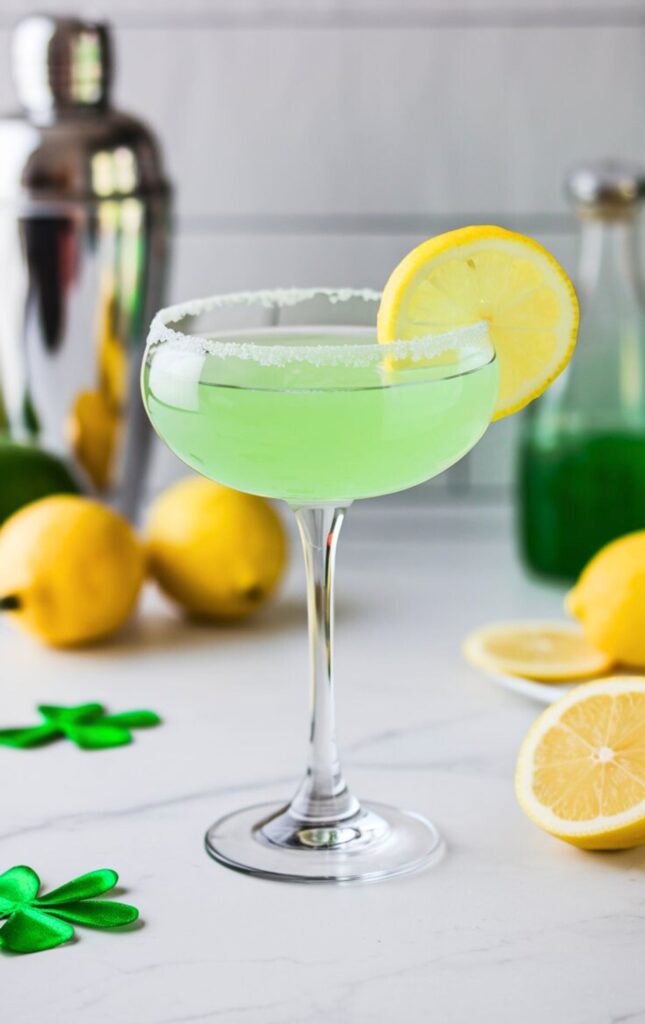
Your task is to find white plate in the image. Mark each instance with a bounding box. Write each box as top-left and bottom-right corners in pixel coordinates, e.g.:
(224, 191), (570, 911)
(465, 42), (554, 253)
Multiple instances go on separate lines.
(484, 668), (645, 705)
(485, 669), (575, 705)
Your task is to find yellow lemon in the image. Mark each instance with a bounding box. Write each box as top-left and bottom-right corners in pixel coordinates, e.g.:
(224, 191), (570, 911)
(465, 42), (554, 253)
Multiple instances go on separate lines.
(0, 495), (145, 647)
(516, 678), (645, 849)
(464, 621), (613, 681)
(377, 225), (579, 419)
(146, 477), (287, 620)
(566, 532), (645, 668)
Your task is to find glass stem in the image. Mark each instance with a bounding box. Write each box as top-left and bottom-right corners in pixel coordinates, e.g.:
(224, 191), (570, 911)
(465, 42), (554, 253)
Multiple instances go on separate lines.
(287, 505), (360, 825)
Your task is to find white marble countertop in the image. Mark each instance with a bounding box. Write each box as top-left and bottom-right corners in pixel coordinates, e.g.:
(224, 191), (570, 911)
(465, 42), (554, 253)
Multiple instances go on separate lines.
(2, 500), (643, 1024)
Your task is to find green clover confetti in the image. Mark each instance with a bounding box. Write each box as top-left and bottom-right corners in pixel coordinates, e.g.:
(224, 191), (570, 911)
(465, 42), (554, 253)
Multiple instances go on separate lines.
(0, 702), (161, 750)
(0, 866), (139, 953)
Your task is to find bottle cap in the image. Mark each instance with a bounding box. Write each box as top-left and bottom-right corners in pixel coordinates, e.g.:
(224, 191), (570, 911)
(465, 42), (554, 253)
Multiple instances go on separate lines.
(565, 160), (645, 218)
(12, 15), (112, 119)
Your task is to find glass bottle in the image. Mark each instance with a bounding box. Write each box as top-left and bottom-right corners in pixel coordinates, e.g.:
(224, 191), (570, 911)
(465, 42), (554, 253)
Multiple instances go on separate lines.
(517, 160), (645, 581)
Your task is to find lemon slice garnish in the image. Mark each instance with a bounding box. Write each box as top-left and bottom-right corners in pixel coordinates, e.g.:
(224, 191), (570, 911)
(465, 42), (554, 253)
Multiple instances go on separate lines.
(516, 677), (645, 849)
(377, 225), (579, 419)
(463, 622), (613, 682)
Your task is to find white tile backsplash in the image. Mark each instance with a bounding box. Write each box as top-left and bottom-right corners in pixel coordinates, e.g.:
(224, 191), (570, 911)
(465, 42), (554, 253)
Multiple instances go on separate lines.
(107, 24), (645, 219)
(170, 228), (577, 301)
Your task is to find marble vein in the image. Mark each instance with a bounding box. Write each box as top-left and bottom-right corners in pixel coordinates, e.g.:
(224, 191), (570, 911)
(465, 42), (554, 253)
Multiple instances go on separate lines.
(0, 775), (295, 842)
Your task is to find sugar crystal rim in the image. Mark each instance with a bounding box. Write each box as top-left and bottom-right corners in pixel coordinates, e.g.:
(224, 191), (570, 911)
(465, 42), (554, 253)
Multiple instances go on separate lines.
(146, 287), (492, 368)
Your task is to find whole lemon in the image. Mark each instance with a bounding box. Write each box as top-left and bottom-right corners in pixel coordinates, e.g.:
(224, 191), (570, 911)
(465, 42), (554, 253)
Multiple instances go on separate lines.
(146, 478), (287, 620)
(0, 495), (145, 647)
(566, 531), (645, 667)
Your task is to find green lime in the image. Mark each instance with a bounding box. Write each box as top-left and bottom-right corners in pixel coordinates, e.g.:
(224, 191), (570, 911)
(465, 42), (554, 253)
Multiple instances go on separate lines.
(0, 441), (81, 525)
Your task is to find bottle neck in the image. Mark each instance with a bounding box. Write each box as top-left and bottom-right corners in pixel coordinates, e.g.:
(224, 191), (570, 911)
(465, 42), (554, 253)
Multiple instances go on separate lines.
(534, 208), (645, 429)
(578, 213), (642, 305)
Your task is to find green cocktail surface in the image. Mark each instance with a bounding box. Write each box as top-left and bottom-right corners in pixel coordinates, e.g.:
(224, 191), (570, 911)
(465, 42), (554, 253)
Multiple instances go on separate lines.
(143, 326), (498, 505)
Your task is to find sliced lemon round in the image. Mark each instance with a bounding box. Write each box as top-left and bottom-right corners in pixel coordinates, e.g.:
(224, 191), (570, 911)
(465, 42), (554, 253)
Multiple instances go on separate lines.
(463, 621), (613, 682)
(516, 677), (645, 849)
(377, 225), (579, 419)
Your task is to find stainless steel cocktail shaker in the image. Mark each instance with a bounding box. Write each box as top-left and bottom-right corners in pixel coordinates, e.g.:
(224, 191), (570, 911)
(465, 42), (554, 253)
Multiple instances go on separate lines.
(0, 14), (171, 519)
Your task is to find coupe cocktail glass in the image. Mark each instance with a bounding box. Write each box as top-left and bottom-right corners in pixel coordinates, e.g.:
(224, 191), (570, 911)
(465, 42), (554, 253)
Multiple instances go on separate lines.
(142, 288), (498, 883)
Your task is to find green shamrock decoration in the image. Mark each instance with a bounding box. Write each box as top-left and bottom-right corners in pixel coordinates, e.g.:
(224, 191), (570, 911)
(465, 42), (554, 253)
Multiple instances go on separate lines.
(0, 866), (139, 953)
(0, 703), (161, 750)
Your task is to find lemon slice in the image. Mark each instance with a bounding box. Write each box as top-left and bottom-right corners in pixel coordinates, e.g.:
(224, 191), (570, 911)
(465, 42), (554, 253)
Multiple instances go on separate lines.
(516, 678), (645, 848)
(463, 622), (613, 682)
(377, 226), (579, 419)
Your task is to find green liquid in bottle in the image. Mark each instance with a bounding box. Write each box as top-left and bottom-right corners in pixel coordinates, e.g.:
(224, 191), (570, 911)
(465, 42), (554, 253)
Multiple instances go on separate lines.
(518, 428), (645, 581)
(516, 166), (645, 581)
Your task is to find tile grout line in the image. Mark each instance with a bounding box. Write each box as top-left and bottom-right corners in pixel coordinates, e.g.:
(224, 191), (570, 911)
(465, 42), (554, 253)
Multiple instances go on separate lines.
(175, 212), (577, 237)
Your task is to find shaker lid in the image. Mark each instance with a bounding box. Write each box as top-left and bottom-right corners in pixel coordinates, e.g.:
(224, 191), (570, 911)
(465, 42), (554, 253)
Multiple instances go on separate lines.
(565, 159), (645, 217)
(12, 15), (112, 118)
(0, 14), (171, 204)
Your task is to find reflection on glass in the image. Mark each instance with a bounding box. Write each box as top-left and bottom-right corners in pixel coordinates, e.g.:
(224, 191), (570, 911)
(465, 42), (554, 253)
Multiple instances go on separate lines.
(91, 149), (138, 198)
(67, 197), (144, 492)
(71, 31), (102, 104)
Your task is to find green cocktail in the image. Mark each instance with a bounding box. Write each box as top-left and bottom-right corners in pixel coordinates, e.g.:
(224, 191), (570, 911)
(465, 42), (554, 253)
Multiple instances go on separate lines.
(143, 324), (497, 506)
(142, 288), (497, 884)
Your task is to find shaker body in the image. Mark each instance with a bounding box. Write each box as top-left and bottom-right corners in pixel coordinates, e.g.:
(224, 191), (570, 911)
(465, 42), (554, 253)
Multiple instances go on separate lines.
(0, 194), (170, 518)
(0, 15), (171, 520)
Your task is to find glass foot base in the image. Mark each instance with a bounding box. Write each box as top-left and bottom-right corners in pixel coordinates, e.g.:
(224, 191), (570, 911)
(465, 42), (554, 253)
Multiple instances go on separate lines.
(205, 800), (445, 884)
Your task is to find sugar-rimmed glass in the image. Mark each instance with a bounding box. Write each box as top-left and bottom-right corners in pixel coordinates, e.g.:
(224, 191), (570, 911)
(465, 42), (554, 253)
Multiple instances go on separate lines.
(142, 287), (498, 883)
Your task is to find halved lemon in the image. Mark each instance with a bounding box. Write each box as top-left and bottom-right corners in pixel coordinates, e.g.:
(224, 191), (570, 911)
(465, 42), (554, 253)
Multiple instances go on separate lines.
(516, 678), (645, 849)
(377, 226), (579, 419)
(463, 622), (613, 682)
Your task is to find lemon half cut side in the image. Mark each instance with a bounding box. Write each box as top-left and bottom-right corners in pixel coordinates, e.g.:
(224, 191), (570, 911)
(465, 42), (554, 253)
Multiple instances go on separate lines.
(377, 226), (579, 420)
(516, 678), (645, 849)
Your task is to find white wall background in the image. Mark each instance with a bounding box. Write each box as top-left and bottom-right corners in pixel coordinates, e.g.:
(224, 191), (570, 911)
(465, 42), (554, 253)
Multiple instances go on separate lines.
(1, 0), (644, 498)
